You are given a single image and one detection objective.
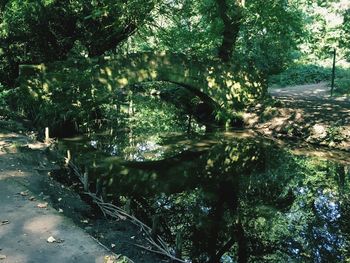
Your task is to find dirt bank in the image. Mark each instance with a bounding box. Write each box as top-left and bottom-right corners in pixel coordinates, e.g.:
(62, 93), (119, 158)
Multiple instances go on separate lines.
(0, 127), (117, 262)
(0, 122), (164, 263)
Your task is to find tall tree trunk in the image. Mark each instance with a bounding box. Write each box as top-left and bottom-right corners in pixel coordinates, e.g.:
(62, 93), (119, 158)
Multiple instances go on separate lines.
(215, 0), (243, 62)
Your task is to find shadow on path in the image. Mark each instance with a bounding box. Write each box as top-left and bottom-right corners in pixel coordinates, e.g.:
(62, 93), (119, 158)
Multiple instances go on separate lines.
(245, 82), (350, 151)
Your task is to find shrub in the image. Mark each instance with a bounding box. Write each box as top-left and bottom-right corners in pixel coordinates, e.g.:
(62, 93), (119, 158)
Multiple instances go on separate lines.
(334, 72), (350, 95)
(0, 84), (16, 119)
(14, 58), (114, 136)
(269, 64), (331, 87)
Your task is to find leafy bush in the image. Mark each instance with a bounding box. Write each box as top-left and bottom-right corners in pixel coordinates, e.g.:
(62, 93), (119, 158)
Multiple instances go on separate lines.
(269, 64), (331, 87)
(0, 84), (15, 119)
(0, 84), (7, 109)
(334, 74), (350, 95)
(13, 58), (114, 136)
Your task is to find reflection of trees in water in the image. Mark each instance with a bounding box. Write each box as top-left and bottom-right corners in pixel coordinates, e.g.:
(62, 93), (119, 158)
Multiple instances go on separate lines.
(121, 141), (349, 262)
(84, 90), (205, 161)
(61, 130), (350, 262)
(95, 138), (274, 261)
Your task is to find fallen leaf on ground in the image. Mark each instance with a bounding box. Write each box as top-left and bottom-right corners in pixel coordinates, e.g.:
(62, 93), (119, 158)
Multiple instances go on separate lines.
(37, 202), (48, 208)
(19, 191), (28, 196)
(29, 196), (35, 201)
(0, 220), (9, 226)
(0, 220), (10, 226)
(0, 254), (6, 260)
(58, 208), (63, 213)
(47, 236), (56, 243)
(111, 244), (116, 248)
(47, 236), (64, 243)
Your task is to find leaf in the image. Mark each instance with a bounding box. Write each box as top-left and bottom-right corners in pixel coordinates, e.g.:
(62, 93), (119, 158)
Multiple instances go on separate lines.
(0, 220), (9, 226)
(0, 254), (6, 260)
(37, 202), (48, 208)
(47, 236), (56, 243)
(19, 191), (28, 196)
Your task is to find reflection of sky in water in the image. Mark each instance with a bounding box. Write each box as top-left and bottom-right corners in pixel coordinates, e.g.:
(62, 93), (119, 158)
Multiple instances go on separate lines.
(88, 133), (191, 161)
(314, 190), (340, 222)
(90, 140), (98, 148)
(220, 255), (234, 263)
(129, 141), (163, 161)
(288, 186), (345, 262)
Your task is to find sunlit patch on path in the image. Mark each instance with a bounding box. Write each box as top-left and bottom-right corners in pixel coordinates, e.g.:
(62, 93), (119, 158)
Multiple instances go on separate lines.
(245, 82), (350, 151)
(0, 131), (113, 263)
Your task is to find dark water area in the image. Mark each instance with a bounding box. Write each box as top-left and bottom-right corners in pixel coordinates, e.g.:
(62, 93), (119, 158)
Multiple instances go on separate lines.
(54, 93), (350, 263)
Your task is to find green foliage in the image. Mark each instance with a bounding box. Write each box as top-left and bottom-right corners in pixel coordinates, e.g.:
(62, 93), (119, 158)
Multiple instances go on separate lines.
(269, 63), (350, 91)
(334, 72), (350, 95)
(295, 0), (349, 62)
(269, 64), (331, 87)
(238, 0), (303, 76)
(128, 94), (190, 135)
(124, 0), (303, 76)
(13, 57), (210, 136)
(326, 125), (344, 143)
(268, 1), (350, 89)
(1, 0), (348, 128)
(13, 58), (110, 136)
(0, 83), (7, 108)
(342, 9), (350, 59)
(0, 0), (156, 85)
(0, 83), (17, 119)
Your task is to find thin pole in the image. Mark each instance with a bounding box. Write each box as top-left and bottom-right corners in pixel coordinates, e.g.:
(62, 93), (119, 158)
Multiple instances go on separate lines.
(45, 127), (50, 144)
(331, 49), (336, 97)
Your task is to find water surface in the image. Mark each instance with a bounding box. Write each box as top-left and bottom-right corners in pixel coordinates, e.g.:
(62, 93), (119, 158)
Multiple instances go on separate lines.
(56, 93), (350, 263)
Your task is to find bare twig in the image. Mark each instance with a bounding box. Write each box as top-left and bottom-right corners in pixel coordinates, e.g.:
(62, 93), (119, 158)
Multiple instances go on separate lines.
(64, 157), (184, 262)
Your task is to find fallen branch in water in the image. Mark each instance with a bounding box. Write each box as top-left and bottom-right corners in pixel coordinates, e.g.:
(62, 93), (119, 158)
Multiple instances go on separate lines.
(65, 158), (186, 263)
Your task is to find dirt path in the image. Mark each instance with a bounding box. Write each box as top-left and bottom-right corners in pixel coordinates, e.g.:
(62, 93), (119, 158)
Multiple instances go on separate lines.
(245, 82), (350, 151)
(270, 82), (339, 99)
(269, 82), (350, 126)
(0, 130), (115, 263)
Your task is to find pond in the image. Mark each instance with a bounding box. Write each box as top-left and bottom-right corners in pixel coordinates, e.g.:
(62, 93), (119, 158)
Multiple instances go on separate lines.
(54, 91), (350, 263)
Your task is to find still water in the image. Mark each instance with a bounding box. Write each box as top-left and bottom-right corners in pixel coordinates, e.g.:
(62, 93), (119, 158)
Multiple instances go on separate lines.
(56, 93), (350, 263)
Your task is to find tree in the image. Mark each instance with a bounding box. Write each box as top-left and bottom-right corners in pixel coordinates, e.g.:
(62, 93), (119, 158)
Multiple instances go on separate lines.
(0, 0), (157, 86)
(341, 8), (350, 60)
(295, 0), (350, 62)
(215, 0), (243, 62)
(125, 0), (303, 76)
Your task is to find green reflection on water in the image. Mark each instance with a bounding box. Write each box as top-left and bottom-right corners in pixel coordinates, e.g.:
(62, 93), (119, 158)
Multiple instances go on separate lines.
(56, 94), (350, 263)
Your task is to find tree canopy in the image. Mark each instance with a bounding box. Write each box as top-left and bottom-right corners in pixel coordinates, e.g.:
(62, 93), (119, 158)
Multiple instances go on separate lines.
(1, 0), (349, 85)
(0, 0), (349, 97)
(0, 0), (157, 84)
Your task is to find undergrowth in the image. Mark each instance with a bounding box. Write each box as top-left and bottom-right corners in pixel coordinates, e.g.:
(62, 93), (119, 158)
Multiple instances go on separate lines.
(269, 64), (350, 94)
(0, 84), (16, 119)
(269, 64), (331, 87)
(334, 72), (350, 95)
